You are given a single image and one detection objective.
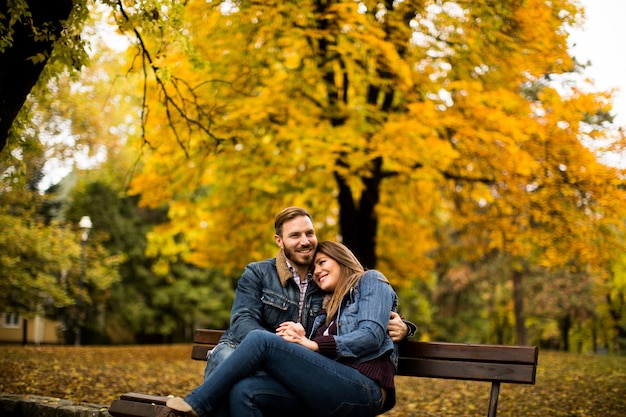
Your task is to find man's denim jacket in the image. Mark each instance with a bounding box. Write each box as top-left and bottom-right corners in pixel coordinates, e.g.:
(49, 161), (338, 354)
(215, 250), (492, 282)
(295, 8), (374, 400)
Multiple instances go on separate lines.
(309, 270), (399, 369)
(220, 250), (325, 347)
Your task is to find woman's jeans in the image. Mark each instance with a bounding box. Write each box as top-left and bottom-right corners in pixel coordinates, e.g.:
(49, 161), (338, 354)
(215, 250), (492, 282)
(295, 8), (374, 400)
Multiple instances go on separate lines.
(184, 329), (385, 417)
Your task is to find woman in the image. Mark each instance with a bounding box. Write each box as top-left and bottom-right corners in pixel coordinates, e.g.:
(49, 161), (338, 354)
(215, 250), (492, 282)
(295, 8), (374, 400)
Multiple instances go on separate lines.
(160, 241), (398, 417)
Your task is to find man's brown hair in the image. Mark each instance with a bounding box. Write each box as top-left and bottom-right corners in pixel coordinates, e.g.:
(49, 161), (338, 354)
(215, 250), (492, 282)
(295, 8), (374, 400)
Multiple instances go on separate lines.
(274, 207), (313, 236)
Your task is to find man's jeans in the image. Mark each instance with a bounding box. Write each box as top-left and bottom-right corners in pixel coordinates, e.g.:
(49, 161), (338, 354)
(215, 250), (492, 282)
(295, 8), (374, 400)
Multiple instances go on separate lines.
(186, 330), (384, 417)
(204, 338), (311, 417)
(203, 342), (235, 380)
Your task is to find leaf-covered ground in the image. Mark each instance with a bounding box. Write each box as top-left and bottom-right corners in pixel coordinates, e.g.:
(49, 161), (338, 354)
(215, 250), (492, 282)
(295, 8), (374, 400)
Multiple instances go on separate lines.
(1, 345), (625, 416)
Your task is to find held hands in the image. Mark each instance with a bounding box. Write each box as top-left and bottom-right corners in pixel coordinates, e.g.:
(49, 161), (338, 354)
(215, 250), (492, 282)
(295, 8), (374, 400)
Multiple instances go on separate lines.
(388, 311), (409, 342)
(276, 321), (319, 352)
(277, 312), (407, 349)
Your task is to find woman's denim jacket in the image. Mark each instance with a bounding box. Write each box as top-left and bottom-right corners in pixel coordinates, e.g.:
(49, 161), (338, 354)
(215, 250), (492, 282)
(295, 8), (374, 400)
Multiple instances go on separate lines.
(309, 270), (399, 369)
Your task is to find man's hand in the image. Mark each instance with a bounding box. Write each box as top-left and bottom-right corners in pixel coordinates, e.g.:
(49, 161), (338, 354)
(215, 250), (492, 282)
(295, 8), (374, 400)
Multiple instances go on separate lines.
(387, 311), (408, 342)
(276, 321), (318, 351)
(276, 321), (305, 338)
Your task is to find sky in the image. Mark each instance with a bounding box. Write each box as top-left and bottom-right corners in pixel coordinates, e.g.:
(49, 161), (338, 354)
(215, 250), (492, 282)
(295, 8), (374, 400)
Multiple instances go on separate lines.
(568, 0), (626, 128)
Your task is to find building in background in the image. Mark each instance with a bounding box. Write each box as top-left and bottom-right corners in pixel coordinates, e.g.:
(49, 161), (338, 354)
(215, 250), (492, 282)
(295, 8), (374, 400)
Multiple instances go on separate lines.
(0, 312), (61, 344)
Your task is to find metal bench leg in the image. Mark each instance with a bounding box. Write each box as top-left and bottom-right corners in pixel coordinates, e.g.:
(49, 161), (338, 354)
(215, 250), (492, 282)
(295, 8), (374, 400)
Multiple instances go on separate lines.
(487, 381), (500, 417)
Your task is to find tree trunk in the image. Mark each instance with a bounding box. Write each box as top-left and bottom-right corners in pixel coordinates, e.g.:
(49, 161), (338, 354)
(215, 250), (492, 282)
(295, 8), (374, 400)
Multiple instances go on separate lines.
(607, 292), (626, 351)
(0, 0), (74, 151)
(512, 269), (528, 345)
(334, 156), (383, 269)
(559, 314), (572, 352)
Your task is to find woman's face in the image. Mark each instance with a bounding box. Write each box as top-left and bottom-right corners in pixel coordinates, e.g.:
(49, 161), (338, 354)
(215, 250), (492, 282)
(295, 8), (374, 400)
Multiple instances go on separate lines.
(313, 252), (341, 292)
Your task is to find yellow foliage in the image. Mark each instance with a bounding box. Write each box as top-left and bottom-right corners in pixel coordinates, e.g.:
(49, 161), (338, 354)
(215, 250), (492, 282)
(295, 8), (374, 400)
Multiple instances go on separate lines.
(112, 0), (626, 286)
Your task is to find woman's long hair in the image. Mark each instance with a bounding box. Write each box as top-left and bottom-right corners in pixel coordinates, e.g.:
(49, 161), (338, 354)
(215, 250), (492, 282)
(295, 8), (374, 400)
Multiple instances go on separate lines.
(315, 241), (365, 324)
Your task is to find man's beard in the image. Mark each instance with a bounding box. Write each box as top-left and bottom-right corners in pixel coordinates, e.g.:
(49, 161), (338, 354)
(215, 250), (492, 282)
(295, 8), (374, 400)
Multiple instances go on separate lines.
(284, 245), (314, 267)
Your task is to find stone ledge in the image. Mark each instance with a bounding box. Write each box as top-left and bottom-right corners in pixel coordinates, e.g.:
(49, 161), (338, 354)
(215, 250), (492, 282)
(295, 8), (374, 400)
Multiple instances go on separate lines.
(0, 394), (110, 417)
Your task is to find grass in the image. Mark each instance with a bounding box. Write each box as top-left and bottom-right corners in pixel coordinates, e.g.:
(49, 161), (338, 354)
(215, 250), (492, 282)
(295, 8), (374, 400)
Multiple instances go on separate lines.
(1, 345), (625, 416)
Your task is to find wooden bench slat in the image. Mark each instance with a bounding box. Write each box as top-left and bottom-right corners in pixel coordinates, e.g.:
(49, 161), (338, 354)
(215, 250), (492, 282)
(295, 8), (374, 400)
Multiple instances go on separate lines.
(399, 341), (538, 364)
(191, 344), (212, 361)
(398, 358), (536, 383)
(193, 329), (224, 344)
(120, 393), (169, 405)
(109, 399), (166, 417)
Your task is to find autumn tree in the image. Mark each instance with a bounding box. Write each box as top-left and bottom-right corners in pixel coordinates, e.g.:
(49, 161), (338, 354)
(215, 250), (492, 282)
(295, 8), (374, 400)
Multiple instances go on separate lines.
(64, 180), (233, 343)
(0, 34), (124, 328)
(0, 181), (122, 344)
(108, 0), (626, 344)
(6, 0), (625, 347)
(12, 10), (236, 342)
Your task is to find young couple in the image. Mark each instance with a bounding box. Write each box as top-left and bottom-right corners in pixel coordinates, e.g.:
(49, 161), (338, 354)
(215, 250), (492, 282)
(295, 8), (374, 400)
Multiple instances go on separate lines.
(159, 207), (414, 417)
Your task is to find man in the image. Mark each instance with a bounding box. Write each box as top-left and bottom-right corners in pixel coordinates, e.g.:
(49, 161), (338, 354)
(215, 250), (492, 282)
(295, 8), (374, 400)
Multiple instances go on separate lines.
(204, 207), (412, 379)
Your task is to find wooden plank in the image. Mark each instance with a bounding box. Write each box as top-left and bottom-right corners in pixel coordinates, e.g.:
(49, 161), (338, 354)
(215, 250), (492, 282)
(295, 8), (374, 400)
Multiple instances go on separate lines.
(119, 393), (169, 405)
(109, 399), (166, 417)
(397, 358), (536, 384)
(399, 341), (538, 364)
(193, 329), (224, 344)
(191, 344), (212, 361)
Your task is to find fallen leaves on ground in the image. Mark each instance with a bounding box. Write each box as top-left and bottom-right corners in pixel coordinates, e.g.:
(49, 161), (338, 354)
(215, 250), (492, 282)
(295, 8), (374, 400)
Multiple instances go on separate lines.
(0, 345), (204, 404)
(1, 346), (625, 416)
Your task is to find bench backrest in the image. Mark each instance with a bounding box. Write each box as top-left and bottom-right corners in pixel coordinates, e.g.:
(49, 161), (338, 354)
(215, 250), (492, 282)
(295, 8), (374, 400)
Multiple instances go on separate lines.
(192, 329), (538, 385)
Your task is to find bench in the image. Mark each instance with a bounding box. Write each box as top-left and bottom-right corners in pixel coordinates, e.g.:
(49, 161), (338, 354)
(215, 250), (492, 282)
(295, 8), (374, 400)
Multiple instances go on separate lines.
(109, 329), (538, 417)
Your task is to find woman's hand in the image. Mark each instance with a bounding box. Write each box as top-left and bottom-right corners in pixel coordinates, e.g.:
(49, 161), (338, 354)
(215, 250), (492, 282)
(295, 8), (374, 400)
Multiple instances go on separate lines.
(276, 321), (318, 351)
